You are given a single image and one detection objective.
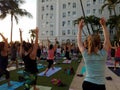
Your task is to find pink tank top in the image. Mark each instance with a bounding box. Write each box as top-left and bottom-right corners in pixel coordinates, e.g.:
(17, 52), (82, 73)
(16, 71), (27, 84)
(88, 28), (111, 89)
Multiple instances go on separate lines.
(47, 49), (54, 60)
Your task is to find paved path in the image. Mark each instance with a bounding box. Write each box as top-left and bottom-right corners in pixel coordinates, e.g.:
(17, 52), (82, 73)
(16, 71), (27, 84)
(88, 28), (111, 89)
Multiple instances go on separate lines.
(69, 59), (120, 90)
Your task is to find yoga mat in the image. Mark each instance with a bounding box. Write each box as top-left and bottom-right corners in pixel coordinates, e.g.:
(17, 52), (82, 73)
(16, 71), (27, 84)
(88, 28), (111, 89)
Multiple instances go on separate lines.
(62, 60), (71, 64)
(7, 66), (16, 71)
(0, 77), (5, 82)
(0, 81), (24, 90)
(17, 64), (45, 74)
(108, 67), (120, 76)
(30, 85), (52, 90)
(37, 64), (45, 69)
(38, 67), (62, 77)
(106, 61), (114, 67)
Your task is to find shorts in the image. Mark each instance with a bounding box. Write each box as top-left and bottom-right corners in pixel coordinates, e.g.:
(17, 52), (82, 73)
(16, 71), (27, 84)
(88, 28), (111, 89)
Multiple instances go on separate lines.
(82, 81), (106, 90)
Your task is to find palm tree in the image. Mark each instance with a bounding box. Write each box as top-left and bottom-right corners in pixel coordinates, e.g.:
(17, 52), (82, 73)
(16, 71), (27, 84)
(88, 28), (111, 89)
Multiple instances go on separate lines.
(101, 0), (120, 16)
(107, 15), (120, 40)
(0, 0), (32, 43)
(86, 15), (100, 34)
(79, 0), (91, 35)
(73, 17), (87, 36)
(101, 0), (120, 40)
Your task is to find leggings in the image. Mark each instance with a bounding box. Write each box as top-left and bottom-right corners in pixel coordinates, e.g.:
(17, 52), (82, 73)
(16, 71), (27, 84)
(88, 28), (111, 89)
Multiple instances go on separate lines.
(47, 60), (54, 69)
(0, 68), (10, 79)
(82, 81), (106, 90)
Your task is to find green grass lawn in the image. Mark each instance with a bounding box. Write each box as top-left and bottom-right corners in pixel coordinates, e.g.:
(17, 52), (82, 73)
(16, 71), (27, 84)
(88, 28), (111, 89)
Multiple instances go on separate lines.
(0, 55), (82, 90)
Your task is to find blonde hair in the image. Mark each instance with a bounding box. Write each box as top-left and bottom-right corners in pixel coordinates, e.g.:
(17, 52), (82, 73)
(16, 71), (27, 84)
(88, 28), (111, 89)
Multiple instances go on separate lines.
(87, 34), (101, 54)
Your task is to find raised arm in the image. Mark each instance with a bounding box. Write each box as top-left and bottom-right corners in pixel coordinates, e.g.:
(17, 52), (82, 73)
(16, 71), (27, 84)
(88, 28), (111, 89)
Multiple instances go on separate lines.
(30, 27), (39, 60)
(99, 18), (111, 51)
(77, 19), (85, 53)
(0, 33), (8, 51)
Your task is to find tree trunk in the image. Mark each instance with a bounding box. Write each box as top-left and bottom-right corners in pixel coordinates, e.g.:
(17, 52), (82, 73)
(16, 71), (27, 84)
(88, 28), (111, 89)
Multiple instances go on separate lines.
(10, 14), (13, 43)
(79, 0), (91, 35)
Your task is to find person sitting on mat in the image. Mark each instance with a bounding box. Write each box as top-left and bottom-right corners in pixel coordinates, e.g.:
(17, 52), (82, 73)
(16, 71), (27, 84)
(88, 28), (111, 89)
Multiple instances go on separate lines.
(19, 28), (39, 90)
(0, 33), (12, 87)
(44, 38), (57, 75)
(77, 18), (111, 90)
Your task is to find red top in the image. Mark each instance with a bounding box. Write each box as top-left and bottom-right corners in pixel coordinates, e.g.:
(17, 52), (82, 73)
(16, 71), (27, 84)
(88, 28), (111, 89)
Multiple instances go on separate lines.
(115, 47), (120, 57)
(47, 49), (54, 60)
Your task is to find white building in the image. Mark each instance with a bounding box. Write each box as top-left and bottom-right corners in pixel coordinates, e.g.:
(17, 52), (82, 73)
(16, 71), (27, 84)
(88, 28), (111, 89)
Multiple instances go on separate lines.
(37, 0), (120, 44)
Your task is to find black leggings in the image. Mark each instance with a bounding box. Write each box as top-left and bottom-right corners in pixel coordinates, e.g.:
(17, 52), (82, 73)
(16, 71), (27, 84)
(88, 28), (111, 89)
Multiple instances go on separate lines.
(0, 68), (10, 79)
(47, 60), (54, 69)
(82, 81), (106, 90)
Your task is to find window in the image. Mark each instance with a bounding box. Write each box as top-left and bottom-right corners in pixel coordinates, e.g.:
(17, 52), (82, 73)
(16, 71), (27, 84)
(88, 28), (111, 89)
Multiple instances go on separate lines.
(50, 13), (53, 19)
(62, 30), (66, 35)
(93, 0), (96, 4)
(41, 15), (43, 20)
(46, 21), (49, 25)
(87, 9), (90, 14)
(68, 2), (71, 6)
(87, 1), (90, 6)
(46, 5), (49, 9)
(50, 31), (53, 36)
(99, 0), (103, 3)
(63, 12), (66, 18)
(50, 24), (53, 27)
(42, 6), (44, 11)
(62, 21), (66, 27)
(119, 7), (120, 13)
(93, 9), (96, 14)
(46, 13), (48, 18)
(46, 31), (48, 35)
(72, 29), (76, 35)
(50, 5), (53, 10)
(72, 11), (76, 16)
(63, 4), (66, 9)
(67, 30), (70, 35)
(73, 3), (76, 8)
(68, 20), (70, 25)
(42, 0), (45, 2)
(68, 11), (70, 16)
(98, 9), (101, 14)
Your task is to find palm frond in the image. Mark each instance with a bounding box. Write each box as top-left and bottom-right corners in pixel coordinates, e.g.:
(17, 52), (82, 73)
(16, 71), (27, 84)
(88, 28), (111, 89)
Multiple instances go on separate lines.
(13, 15), (18, 24)
(0, 13), (7, 19)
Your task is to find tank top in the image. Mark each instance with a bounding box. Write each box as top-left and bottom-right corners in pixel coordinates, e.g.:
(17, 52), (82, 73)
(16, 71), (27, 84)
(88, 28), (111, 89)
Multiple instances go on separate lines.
(22, 54), (38, 74)
(47, 49), (54, 60)
(82, 49), (107, 84)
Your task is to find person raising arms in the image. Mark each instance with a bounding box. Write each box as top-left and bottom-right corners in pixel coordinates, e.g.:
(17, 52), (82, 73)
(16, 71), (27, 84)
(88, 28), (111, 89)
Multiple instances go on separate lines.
(19, 27), (39, 90)
(0, 33), (12, 86)
(77, 18), (111, 90)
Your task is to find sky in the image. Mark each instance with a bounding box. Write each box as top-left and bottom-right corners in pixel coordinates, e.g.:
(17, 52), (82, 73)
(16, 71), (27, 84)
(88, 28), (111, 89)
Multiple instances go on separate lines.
(0, 0), (37, 42)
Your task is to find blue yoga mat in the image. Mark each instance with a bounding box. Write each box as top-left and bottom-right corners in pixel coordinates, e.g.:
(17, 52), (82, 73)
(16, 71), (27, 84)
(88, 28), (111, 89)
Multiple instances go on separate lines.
(37, 64), (45, 69)
(38, 67), (62, 77)
(0, 81), (23, 90)
(0, 77), (5, 82)
(17, 64), (45, 74)
(108, 67), (120, 76)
